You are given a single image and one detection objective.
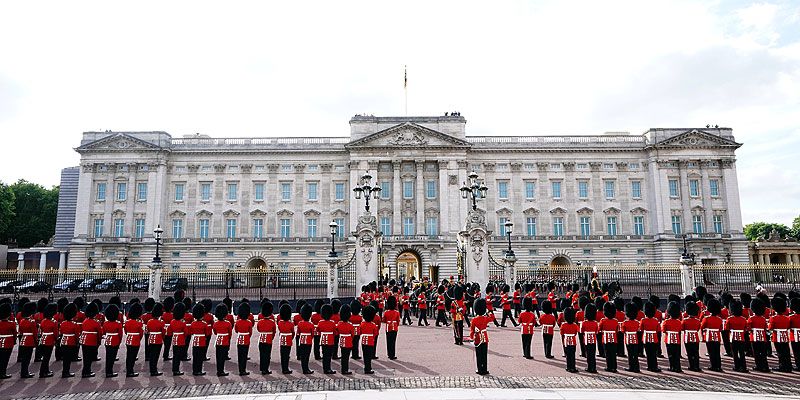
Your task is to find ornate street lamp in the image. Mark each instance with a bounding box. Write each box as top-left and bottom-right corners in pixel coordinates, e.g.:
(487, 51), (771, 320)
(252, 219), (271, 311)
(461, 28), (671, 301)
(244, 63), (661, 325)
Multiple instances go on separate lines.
(153, 225), (164, 264)
(725, 253), (731, 265)
(504, 221), (515, 258)
(460, 171), (488, 211)
(352, 171), (381, 213)
(329, 221), (339, 258)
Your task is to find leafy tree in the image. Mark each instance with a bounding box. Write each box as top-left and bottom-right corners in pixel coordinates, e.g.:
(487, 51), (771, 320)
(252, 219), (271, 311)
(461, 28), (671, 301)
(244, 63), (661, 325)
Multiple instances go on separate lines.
(6, 180), (59, 248)
(0, 183), (15, 242)
(793, 214), (800, 239)
(743, 221), (791, 242)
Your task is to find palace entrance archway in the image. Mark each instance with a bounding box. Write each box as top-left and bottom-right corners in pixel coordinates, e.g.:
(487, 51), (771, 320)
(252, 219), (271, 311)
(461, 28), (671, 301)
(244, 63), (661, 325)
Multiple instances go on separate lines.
(550, 256), (571, 267)
(246, 257), (268, 287)
(397, 251), (422, 281)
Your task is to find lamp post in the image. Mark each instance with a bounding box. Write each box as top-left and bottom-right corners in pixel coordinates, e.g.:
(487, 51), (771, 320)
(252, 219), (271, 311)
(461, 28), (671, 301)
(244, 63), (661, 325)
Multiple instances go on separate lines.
(326, 221), (339, 298)
(153, 225), (164, 264)
(503, 220), (517, 285)
(504, 221), (515, 258)
(149, 225), (164, 300)
(329, 221), (339, 258)
(460, 171), (488, 211)
(352, 171), (381, 213)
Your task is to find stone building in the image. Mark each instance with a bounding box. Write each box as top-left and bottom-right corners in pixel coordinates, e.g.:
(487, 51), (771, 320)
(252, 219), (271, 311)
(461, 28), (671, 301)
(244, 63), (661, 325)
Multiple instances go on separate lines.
(63, 115), (748, 282)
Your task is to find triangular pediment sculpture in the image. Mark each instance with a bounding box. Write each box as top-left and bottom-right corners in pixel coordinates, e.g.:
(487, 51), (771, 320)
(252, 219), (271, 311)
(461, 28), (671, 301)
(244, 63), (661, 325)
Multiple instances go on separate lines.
(345, 122), (472, 149)
(76, 133), (165, 152)
(651, 129), (741, 149)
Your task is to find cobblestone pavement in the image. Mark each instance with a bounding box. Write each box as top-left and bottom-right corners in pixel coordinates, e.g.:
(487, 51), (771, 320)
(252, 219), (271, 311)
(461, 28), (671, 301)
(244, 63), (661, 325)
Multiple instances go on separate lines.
(2, 322), (798, 400)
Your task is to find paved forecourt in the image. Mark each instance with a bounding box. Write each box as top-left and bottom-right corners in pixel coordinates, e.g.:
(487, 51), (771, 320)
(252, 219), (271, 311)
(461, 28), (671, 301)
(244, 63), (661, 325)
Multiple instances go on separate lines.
(2, 318), (799, 400)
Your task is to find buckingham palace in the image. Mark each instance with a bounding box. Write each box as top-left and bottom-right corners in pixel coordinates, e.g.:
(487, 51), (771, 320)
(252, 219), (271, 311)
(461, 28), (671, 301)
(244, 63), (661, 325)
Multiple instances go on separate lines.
(61, 114), (749, 282)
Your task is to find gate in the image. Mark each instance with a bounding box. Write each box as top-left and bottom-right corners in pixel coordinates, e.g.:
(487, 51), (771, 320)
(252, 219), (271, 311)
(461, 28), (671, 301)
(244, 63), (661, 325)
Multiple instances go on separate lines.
(488, 252), (506, 283)
(337, 251), (357, 298)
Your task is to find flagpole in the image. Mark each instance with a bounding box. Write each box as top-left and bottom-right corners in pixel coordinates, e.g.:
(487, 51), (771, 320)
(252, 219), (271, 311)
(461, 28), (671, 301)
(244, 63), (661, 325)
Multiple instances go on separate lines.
(404, 65), (408, 116)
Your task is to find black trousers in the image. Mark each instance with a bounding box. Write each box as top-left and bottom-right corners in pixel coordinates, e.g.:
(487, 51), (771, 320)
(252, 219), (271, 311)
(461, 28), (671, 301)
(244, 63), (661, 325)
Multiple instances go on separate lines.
(521, 334), (532, 358)
(732, 340), (748, 371)
(340, 347), (351, 373)
(144, 340), (150, 362)
(386, 331), (397, 359)
(352, 336), (360, 359)
(597, 334), (605, 357)
(775, 342), (792, 372)
(514, 303), (521, 318)
(38, 345), (54, 376)
(279, 345), (291, 373)
(543, 334), (554, 358)
(313, 336), (321, 360)
(192, 346), (205, 374)
(216, 345), (229, 374)
(237, 345), (248, 373)
(172, 345), (187, 373)
(299, 344), (312, 373)
(81, 345), (98, 375)
(578, 333), (586, 356)
(19, 346), (34, 376)
(163, 336), (172, 360)
(706, 341), (721, 370)
(436, 309), (449, 326)
(565, 345), (576, 371)
(475, 343), (488, 373)
(722, 330), (732, 355)
(685, 342), (700, 371)
(604, 342), (617, 371)
(105, 346), (119, 375)
(55, 342), (62, 361)
(62, 345), (78, 376)
(616, 333), (625, 356)
(626, 344), (639, 371)
(402, 309), (412, 325)
(500, 310), (517, 327)
(585, 343), (597, 372)
(258, 343), (272, 373)
(752, 341), (770, 371)
(644, 342), (660, 371)
(791, 342), (800, 371)
(362, 344), (375, 372)
(322, 345), (334, 372)
(148, 343), (162, 374)
(418, 309), (428, 325)
(125, 345), (139, 375)
(666, 343), (682, 371)
(454, 320), (464, 345)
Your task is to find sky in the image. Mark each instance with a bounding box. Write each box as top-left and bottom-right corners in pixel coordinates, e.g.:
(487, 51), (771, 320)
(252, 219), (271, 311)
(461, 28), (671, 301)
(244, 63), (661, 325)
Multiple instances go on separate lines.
(0, 0), (798, 226)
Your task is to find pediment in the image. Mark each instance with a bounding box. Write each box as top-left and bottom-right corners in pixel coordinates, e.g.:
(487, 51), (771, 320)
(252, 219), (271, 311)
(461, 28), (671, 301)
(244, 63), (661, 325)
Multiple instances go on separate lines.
(652, 129), (741, 149)
(249, 208), (267, 216)
(603, 207), (621, 215)
(549, 207), (567, 214)
(196, 209), (213, 217)
(630, 207), (648, 214)
(495, 207), (513, 215)
(345, 122), (472, 149)
(303, 209), (321, 217)
(76, 133), (165, 152)
(522, 207), (539, 215)
(576, 207), (593, 214)
(169, 210), (186, 218)
(222, 209), (240, 217)
(330, 208), (348, 217)
(277, 209), (294, 217)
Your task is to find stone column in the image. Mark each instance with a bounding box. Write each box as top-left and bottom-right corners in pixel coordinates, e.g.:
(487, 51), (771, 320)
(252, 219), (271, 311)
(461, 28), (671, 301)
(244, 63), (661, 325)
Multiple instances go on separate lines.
(17, 252), (25, 272)
(460, 209), (490, 291)
(326, 256), (338, 299)
(148, 262), (163, 300)
(354, 213), (380, 290)
(437, 160), (450, 235)
(392, 161), (402, 235)
(39, 251), (48, 279)
(58, 251), (67, 270)
(679, 254), (696, 297)
(415, 161), (425, 235)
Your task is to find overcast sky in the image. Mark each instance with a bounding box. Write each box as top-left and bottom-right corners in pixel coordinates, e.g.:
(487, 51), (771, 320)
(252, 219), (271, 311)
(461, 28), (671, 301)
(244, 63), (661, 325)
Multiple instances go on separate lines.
(0, 1), (798, 225)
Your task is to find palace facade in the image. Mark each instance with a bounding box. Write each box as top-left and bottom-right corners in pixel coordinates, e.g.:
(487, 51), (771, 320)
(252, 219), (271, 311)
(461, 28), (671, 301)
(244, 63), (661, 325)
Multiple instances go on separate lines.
(64, 115), (748, 281)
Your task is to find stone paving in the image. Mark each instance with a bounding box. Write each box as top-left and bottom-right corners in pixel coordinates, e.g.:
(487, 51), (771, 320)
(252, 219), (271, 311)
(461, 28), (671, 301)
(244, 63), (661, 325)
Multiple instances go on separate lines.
(2, 321), (798, 400)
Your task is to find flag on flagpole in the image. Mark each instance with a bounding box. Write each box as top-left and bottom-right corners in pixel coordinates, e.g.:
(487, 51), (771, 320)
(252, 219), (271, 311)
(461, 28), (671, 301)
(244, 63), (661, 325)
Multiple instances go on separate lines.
(404, 65), (407, 89)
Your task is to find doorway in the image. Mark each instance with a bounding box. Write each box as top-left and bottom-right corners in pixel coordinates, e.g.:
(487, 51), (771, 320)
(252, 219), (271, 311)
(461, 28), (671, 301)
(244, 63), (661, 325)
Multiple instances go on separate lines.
(396, 251), (422, 281)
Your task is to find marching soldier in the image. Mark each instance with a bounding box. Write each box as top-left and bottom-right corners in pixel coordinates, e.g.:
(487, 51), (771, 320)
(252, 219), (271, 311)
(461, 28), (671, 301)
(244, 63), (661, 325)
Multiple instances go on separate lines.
(384, 296), (400, 359)
(683, 301), (702, 372)
(580, 303), (598, 373)
(417, 289), (429, 326)
(769, 297), (792, 372)
(234, 303), (253, 376)
(38, 303), (58, 378)
(539, 300), (556, 359)
(599, 302), (619, 373)
(102, 304), (123, 377)
(123, 303), (144, 377)
(500, 284), (518, 328)
(168, 302), (188, 376)
(435, 286), (449, 327)
(641, 302), (661, 372)
(359, 305), (379, 374)
(17, 302), (37, 378)
(560, 307), (579, 373)
(318, 304), (337, 374)
(748, 298), (770, 372)
(727, 300), (749, 372)
(469, 298), (490, 375)
(401, 287), (412, 326)
(0, 302), (16, 379)
(145, 303), (165, 377)
(519, 297), (536, 359)
(701, 298), (724, 372)
(451, 286), (466, 345)
(296, 304), (315, 374)
(513, 283), (522, 319)
(349, 301), (363, 360)
(212, 304), (232, 376)
(60, 303), (80, 378)
(189, 303), (209, 376)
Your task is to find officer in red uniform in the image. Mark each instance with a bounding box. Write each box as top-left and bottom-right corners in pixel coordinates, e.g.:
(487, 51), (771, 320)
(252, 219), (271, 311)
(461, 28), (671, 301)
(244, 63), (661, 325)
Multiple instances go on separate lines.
(417, 290), (429, 326)
(580, 303), (599, 373)
(359, 305), (379, 374)
(102, 304), (123, 377)
(124, 303), (144, 377)
(38, 303), (58, 378)
(235, 303), (253, 376)
(469, 298), (490, 375)
(168, 302), (188, 376)
(383, 296), (401, 360)
(79, 302), (102, 378)
(662, 301), (683, 372)
(561, 307), (579, 373)
(276, 303), (295, 374)
(211, 303), (231, 376)
(337, 304), (354, 375)
(0, 302), (16, 379)
(311, 300), (323, 361)
(748, 298), (770, 372)
(60, 303), (80, 378)
(189, 303), (209, 376)
(769, 297), (792, 372)
(701, 298), (724, 372)
(257, 300), (276, 375)
(519, 297), (536, 359)
(682, 301), (702, 372)
(296, 304), (315, 374)
(17, 302), (37, 378)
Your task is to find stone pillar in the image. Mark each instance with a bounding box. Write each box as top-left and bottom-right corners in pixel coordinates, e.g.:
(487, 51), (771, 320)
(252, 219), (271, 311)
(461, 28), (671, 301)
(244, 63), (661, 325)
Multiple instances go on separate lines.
(39, 251), (48, 279)
(415, 161), (425, 235)
(679, 255), (696, 297)
(326, 256), (338, 299)
(437, 160), (449, 235)
(460, 209), (490, 291)
(17, 252), (25, 272)
(392, 161), (401, 235)
(354, 213), (380, 290)
(148, 263), (163, 300)
(58, 251), (67, 270)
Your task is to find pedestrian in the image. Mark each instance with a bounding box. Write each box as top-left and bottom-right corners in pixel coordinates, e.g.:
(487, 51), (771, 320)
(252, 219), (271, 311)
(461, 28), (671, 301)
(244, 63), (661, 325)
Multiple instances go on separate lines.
(359, 305), (379, 374)
(561, 307), (579, 373)
(277, 303), (294, 374)
(469, 298), (490, 375)
(662, 301), (683, 373)
(102, 304), (123, 377)
(337, 304), (354, 375)
(519, 297), (535, 359)
(580, 303), (598, 373)
(60, 303), (80, 378)
(384, 295), (400, 360)
(145, 303), (165, 376)
(599, 302), (619, 373)
(297, 304), (315, 374)
(124, 302), (144, 377)
(621, 303), (640, 373)
(212, 303), (232, 376)
(701, 298), (724, 372)
(168, 302), (188, 376)
(38, 303), (58, 378)
(235, 302), (253, 376)
(17, 302), (37, 379)
(683, 301), (702, 372)
(189, 303), (209, 376)
(769, 297), (792, 372)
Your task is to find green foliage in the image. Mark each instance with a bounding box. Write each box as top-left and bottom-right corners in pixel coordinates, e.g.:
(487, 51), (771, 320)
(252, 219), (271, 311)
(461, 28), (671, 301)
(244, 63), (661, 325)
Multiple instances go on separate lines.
(0, 180), (59, 248)
(793, 215), (800, 239)
(743, 221), (791, 242)
(0, 183), (15, 241)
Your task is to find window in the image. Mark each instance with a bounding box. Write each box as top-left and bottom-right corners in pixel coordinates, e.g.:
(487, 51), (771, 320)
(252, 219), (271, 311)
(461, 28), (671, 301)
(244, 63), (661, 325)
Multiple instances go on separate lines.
(116, 182), (127, 201)
(335, 183), (345, 201)
(380, 182), (390, 199)
(633, 216), (644, 235)
(603, 163), (614, 170)
(710, 179), (720, 197)
(550, 163), (562, 170)
(403, 181), (414, 199)
(307, 164), (318, 172)
(307, 182), (318, 201)
(134, 218), (145, 238)
(607, 216), (618, 235)
(426, 217), (438, 236)
(629, 163), (640, 170)
(528, 249), (538, 256)
(526, 217), (537, 236)
(253, 219), (264, 238)
(226, 251), (235, 258)
(254, 183), (265, 201)
(426, 180), (437, 199)
(604, 180), (615, 199)
(498, 217), (508, 236)
(525, 181), (536, 200)
(380, 217), (391, 236)
(226, 219), (237, 238)
(199, 219), (209, 239)
(631, 181), (641, 198)
(637, 248), (646, 255)
(583, 249), (592, 255)
(137, 182), (147, 201)
(281, 164), (292, 172)
(281, 183), (291, 201)
(174, 183), (185, 201)
(578, 181), (589, 199)
(692, 215), (703, 234)
(171, 252), (180, 258)
(580, 216), (591, 237)
(671, 215), (682, 234)
(713, 215), (724, 234)
(96, 183), (106, 201)
(307, 218), (318, 237)
(201, 183), (211, 201)
(689, 179), (700, 197)
(107, 251), (116, 257)
(131, 251), (139, 257)
(94, 218), (103, 237)
(576, 163), (588, 170)
(551, 181), (562, 199)
(280, 219), (291, 238)
(114, 219), (124, 237)
(524, 163), (536, 171)
(669, 179), (679, 197)
(307, 251), (316, 257)
(403, 217), (414, 236)
(610, 248), (620, 255)
(172, 219), (183, 239)
(553, 217), (564, 236)
(279, 251), (289, 257)
(334, 218), (345, 239)
(227, 183), (238, 201)
(497, 181), (509, 200)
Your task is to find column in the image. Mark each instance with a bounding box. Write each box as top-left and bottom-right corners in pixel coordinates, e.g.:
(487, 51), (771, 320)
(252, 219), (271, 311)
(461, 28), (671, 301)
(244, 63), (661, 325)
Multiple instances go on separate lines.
(326, 257), (338, 299)
(39, 251), (48, 280)
(510, 163), (524, 231)
(73, 164), (94, 238)
(349, 161), (361, 236)
(679, 162), (691, 235)
(392, 161), (401, 235)
(354, 214), (379, 289)
(722, 160), (744, 234)
(59, 251), (67, 270)
(415, 161), (425, 235)
(17, 252), (25, 272)
(700, 162), (714, 234)
(437, 160), (450, 235)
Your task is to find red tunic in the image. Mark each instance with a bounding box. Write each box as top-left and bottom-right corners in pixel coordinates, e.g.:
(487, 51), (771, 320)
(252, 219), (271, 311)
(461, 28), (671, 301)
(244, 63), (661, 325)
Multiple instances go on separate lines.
(681, 317), (701, 343)
(748, 315), (768, 342)
(485, 294), (494, 311)
(337, 321), (354, 348)
(417, 294), (428, 309)
(349, 315), (363, 336)
(513, 290), (521, 305)
(640, 317), (660, 343)
(39, 318), (59, 346)
(700, 315), (723, 342)
(277, 320), (294, 346)
(168, 319), (188, 346)
(469, 315), (490, 345)
(103, 320), (123, 347)
(124, 319), (144, 346)
(188, 320), (207, 347)
(539, 313), (556, 335)
(18, 318), (38, 347)
(501, 294), (511, 311)
(162, 312), (174, 331)
(436, 294), (445, 310)
(146, 318), (165, 345)
(383, 309), (400, 332)
(580, 320), (599, 344)
(769, 314), (791, 343)
(598, 318), (618, 344)
(310, 313), (322, 337)
(60, 320), (79, 347)
(203, 313), (214, 336)
(359, 321), (379, 346)
(235, 319), (253, 346)
(726, 315), (748, 341)
(257, 316), (276, 344)
(561, 322), (579, 346)
(317, 320), (337, 346)
(661, 318), (682, 344)
(296, 320), (314, 346)
(790, 313), (800, 342)
(621, 320), (640, 345)
(0, 320), (16, 348)
(80, 318), (102, 346)
(519, 311), (536, 335)
(213, 320), (233, 346)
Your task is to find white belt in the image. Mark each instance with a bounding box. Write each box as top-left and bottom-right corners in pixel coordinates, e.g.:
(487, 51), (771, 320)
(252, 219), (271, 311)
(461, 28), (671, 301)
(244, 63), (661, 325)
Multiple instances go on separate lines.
(340, 334), (352, 337)
(21, 333), (34, 336)
(217, 333), (229, 336)
(128, 333), (141, 335)
(62, 334), (75, 337)
(624, 332), (637, 336)
(41, 332), (54, 336)
(173, 332), (184, 335)
(191, 334), (204, 339)
(149, 332), (163, 335)
(563, 334), (576, 338)
(299, 333), (311, 338)
(362, 333), (374, 337)
(279, 333), (292, 337)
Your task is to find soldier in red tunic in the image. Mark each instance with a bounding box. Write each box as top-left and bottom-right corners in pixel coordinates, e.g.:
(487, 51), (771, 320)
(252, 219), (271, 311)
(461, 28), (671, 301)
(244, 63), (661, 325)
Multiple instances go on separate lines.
(417, 289), (429, 326)
(662, 301), (683, 372)
(59, 303), (80, 378)
(512, 283), (522, 319)
(580, 303), (599, 373)
(212, 304), (232, 376)
(168, 302), (188, 376)
(235, 302), (253, 376)
(145, 303), (165, 376)
(539, 300), (557, 359)
(311, 300), (323, 361)
(727, 300), (748, 372)
(561, 307), (579, 373)
(79, 302), (102, 378)
(337, 304), (354, 375)
(790, 298), (800, 371)
(359, 305), (379, 374)
(640, 302), (661, 372)
(123, 303), (144, 377)
(401, 287), (412, 326)
(701, 298), (724, 372)
(277, 303), (295, 374)
(318, 304), (337, 374)
(161, 297), (174, 361)
(296, 304), (315, 374)
(435, 285), (449, 327)
(682, 301), (702, 372)
(33, 297), (48, 363)
(748, 298), (770, 372)
(469, 298), (490, 375)
(0, 302), (15, 379)
(500, 284), (518, 328)
(769, 297), (792, 372)
(621, 303), (640, 373)
(102, 304), (123, 377)
(17, 302), (37, 378)
(257, 300), (276, 375)
(189, 303), (209, 376)
(519, 297), (536, 359)
(598, 302), (619, 372)
(38, 303), (58, 378)
(141, 298), (154, 363)
(384, 295), (400, 360)
(349, 301), (363, 360)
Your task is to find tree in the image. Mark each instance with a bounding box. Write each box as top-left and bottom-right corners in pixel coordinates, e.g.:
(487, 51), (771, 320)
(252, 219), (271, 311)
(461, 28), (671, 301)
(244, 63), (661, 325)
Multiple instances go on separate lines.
(793, 214), (800, 240)
(7, 180), (59, 248)
(0, 182), (15, 242)
(743, 221), (791, 242)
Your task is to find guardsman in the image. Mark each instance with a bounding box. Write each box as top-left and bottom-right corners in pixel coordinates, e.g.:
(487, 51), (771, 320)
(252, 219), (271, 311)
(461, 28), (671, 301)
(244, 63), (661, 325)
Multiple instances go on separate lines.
(161, 297), (175, 361)
(141, 298), (155, 363)
(683, 301), (702, 372)
(277, 304), (294, 374)
(297, 304), (315, 374)
(662, 301), (683, 373)
(613, 298), (626, 357)
(311, 300), (323, 361)
(18, 302), (37, 378)
(168, 302), (188, 376)
(701, 298), (724, 372)
(748, 298), (770, 372)
(561, 307), (579, 373)
(485, 287), (500, 327)
(256, 300), (275, 375)
(337, 304), (354, 375)
(201, 299), (214, 363)
(359, 305), (379, 374)
(435, 285), (449, 327)
(790, 298), (800, 371)
(145, 303), (165, 376)
(60, 303), (80, 378)
(500, 284), (518, 328)
(513, 283), (522, 318)
(38, 303), (58, 378)
(33, 298), (48, 363)
(401, 287), (412, 326)
(102, 304), (123, 377)
(769, 297), (792, 372)
(0, 302), (16, 379)
(123, 303), (144, 377)
(580, 303), (599, 373)
(727, 300), (748, 372)
(519, 297), (536, 359)
(189, 303), (209, 376)
(349, 301), (363, 360)
(621, 303), (640, 373)
(318, 304), (337, 374)
(383, 296), (400, 360)
(469, 298), (490, 375)
(212, 304), (232, 376)
(539, 300), (557, 359)
(235, 303), (253, 376)
(599, 302), (619, 373)
(417, 289), (429, 326)
(641, 302), (661, 372)
(80, 302), (103, 377)
(451, 286), (466, 345)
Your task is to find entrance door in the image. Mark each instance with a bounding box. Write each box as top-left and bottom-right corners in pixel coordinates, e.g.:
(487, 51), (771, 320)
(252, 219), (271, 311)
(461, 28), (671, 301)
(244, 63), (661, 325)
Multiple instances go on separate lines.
(396, 251), (421, 281)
